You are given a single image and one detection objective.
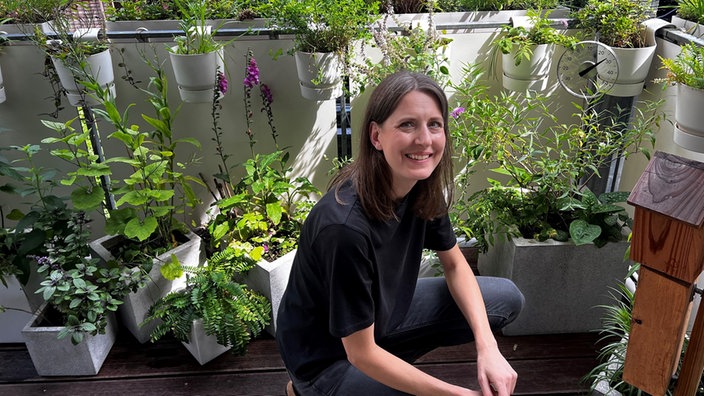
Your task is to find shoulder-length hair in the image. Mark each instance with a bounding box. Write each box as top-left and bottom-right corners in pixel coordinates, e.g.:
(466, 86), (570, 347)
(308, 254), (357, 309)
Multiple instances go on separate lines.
(330, 71), (454, 221)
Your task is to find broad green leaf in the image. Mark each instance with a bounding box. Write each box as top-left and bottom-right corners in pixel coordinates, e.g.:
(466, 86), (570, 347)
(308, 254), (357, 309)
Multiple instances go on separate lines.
(124, 216), (158, 242)
(160, 254), (183, 281)
(569, 220), (602, 246)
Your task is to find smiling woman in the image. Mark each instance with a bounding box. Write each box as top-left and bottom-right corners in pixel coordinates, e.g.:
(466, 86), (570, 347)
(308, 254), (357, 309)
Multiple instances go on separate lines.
(276, 70), (524, 396)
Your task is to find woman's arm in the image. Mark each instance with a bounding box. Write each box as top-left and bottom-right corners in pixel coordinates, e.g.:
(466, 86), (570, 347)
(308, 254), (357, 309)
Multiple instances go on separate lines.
(436, 244), (517, 396)
(342, 324), (479, 396)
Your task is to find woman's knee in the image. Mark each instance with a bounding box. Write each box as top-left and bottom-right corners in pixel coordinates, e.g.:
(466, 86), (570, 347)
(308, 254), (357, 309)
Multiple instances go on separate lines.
(478, 276), (525, 328)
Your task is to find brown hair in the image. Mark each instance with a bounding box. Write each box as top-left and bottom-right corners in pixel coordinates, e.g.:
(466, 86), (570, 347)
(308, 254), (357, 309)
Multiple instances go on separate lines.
(330, 71), (454, 221)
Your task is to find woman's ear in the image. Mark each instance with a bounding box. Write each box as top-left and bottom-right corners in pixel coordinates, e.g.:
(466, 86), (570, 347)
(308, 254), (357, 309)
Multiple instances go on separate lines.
(370, 122), (382, 151)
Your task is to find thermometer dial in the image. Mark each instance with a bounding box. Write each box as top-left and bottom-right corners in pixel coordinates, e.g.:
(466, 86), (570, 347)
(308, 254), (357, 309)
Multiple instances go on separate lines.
(556, 41), (619, 99)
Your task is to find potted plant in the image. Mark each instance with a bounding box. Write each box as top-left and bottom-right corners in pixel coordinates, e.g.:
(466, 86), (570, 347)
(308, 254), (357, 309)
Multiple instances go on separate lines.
(449, 64), (665, 335)
(573, 0), (658, 97)
(0, 0), (72, 34)
(672, 0), (704, 37)
(658, 42), (704, 151)
(262, 0), (379, 100)
(29, 9), (116, 107)
(167, 0), (230, 103)
(23, 208), (148, 376)
(40, 52), (205, 344)
(143, 244), (271, 365)
(493, 8), (577, 91)
(203, 49), (318, 335)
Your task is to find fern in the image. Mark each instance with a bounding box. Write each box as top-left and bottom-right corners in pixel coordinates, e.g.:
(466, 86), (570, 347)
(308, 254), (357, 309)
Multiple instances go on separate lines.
(143, 245), (271, 355)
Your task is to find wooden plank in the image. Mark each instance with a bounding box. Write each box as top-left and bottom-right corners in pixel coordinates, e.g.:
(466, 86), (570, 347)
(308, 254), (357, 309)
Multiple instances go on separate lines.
(417, 332), (602, 364)
(623, 267), (692, 395)
(628, 151), (704, 227)
(630, 210), (704, 283)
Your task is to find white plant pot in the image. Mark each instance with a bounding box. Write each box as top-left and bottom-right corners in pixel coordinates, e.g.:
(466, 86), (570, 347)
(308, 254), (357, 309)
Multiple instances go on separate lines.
(671, 15), (704, 38)
(89, 231), (204, 344)
(51, 48), (116, 107)
(21, 302), (117, 376)
(294, 51), (343, 101)
(502, 44), (554, 92)
(478, 236), (630, 335)
(245, 249), (297, 337)
(599, 45), (656, 97)
(673, 83), (704, 152)
(169, 47), (224, 103)
(0, 65), (5, 103)
(182, 318), (231, 365)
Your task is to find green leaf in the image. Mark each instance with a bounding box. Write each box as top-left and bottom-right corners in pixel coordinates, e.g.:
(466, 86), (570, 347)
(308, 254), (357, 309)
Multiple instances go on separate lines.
(266, 202), (283, 225)
(160, 254), (183, 281)
(71, 186), (106, 211)
(569, 220), (602, 246)
(124, 216), (158, 242)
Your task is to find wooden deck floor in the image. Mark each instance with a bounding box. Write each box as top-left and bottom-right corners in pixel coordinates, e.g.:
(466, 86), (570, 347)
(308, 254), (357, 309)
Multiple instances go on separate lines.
(0, 330), (603, 395)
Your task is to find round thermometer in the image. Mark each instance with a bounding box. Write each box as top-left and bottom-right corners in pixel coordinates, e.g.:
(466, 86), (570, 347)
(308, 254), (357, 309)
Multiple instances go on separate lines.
(556, 41), (619, 99)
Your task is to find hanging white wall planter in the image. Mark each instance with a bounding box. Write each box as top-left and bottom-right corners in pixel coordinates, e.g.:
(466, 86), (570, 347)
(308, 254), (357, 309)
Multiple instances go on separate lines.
(599, 45), (656, 97)
(502, 43), (555, 92)
(169, 47), (225, 103)
(51, 47), (116, 107)
(673, 83), (704, 152)
(294, 51), (343, 101)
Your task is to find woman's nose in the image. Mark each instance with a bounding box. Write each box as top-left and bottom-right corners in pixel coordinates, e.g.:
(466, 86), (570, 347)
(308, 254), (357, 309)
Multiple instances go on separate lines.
(415, 126), (432, 145)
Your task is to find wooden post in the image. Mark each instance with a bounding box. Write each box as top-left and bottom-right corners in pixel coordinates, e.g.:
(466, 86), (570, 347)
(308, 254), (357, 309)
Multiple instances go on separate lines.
(624, 151), (704, 395)
(675, 297), (704, 396)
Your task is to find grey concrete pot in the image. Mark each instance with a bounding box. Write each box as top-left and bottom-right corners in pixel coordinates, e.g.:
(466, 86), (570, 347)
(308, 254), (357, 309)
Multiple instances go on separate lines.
(182, 318), (231, 365)
(89, 231), (204, 343)
(478, 236), (630, 335)
(245, 249), (297, 337)
(21, 302), (117, 376)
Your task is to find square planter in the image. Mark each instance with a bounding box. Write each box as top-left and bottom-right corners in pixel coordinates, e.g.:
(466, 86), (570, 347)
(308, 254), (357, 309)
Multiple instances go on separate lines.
(89, 231), (204, 343)
(245, 249), (297, 337)
(182, 318), (231, 365)
(478, 236), (630, 335)
(0, 271), (44, 343)
(21, 302), (117, 376)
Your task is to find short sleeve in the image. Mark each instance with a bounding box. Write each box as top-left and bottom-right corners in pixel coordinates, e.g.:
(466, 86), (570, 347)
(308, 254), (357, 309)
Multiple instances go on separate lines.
(313, 224), (376, 338)
(424, 214), (456, 251)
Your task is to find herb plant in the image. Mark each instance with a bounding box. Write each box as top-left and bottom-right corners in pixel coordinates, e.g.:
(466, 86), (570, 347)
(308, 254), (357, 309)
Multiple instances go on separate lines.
(573, 0), (655, 48)
(659, 42), (704, 90)
(262, 0), (380, 54)
(494, 9), (577, 66)
(450, 64), (664, 252)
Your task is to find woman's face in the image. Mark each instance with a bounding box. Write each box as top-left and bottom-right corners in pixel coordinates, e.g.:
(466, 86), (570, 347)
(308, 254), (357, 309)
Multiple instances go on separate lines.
(370, 90), (446, 199)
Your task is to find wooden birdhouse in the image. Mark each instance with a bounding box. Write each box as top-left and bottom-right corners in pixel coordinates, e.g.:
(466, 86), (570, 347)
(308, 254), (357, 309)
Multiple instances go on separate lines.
(623, 151), (704, 396)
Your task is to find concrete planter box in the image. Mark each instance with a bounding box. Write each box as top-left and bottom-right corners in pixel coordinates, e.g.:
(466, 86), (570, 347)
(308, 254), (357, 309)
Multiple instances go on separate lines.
(21, 302), (117, 376)
(0, 268), (44, 343)
(89, 231), (204, 343)
(478, 236), (630, 335)
(182, 318), (231, 365)
(245, 249), (297, 337)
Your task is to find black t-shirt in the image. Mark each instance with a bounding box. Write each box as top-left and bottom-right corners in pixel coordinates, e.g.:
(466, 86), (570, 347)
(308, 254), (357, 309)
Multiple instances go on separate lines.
(276, 181), (456, 381)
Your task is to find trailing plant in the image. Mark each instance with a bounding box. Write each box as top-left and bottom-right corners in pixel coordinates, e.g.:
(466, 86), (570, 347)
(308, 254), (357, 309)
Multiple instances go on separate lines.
(35, 210), (148, 345)
(659, 42), (704, 90)
(350, 3), (452, 93)
(573, 0), (656, 48)
(143, 245), (271, 355)
(494, 8), (577, 66)
(261, 0), (380, 54)
(204, 49), (319, 261)
(449, 64), (664, 251)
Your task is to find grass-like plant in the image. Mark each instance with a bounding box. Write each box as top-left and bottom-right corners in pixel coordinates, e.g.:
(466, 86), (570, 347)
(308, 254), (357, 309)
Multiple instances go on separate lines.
(659, 42), (704, 90)
(677, 0), (704, 24)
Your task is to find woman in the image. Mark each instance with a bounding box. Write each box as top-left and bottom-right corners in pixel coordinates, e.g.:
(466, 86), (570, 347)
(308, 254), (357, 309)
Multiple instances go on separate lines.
(277, 71), (524, 396)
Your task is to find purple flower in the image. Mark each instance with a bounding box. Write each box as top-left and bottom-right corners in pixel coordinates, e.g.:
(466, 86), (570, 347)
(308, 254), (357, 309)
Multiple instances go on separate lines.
(243, 56), (260, 88)
(451, 107), (465, 119)
(217, 71), (228, 94)
(263, 244), (269, 253)
(260, 84), (273, 104)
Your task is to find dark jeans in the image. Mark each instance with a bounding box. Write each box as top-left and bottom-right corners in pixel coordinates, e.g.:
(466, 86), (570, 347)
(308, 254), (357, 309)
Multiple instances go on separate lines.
(289, 276), (525, 396)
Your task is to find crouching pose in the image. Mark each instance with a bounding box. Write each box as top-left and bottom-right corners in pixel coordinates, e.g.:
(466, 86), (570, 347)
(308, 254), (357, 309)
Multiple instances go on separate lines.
(277, 71), (525, 396)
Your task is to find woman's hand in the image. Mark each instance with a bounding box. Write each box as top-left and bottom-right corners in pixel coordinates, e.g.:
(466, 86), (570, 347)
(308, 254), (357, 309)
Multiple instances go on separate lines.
(476, 346), (517, 396)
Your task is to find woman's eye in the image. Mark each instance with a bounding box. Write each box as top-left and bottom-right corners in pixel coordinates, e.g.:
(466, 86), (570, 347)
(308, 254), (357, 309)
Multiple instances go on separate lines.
(429, 121), (443, 130)
(399, 121), (415, 129)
